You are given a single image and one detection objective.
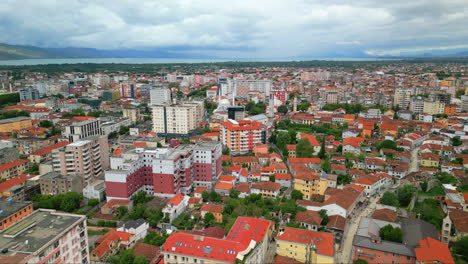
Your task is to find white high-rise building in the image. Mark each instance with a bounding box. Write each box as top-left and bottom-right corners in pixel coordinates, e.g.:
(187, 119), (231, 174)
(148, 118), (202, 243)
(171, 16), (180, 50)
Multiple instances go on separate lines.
(152, 101), (204, 136)
(393, 88), (412, 109)
(150, 88), (171, 105)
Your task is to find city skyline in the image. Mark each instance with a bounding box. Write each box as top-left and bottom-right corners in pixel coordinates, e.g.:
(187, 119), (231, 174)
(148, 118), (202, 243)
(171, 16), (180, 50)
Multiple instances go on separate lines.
(0, 0), (467, 58)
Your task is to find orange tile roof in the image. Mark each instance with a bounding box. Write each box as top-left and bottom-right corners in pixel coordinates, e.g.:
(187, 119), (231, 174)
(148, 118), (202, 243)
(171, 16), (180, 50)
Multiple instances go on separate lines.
(299, 133), (320, 146)
(133, 142), (147, 147)
(252, 181), (281, 191)
(274, 173), (291, 180)
(113, 148), (125, 156)
(0, 174), (34, 192)
(214, 182), (233, 190)
(289, 157), (321, 164)
(220, 175), (236, 182)
(167, 193), (185, 206)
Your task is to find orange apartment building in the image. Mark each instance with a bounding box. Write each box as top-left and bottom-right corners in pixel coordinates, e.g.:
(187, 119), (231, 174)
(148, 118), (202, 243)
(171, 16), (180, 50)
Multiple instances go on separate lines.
(220, 119), (264, 154)
(0, 200), (33, 230)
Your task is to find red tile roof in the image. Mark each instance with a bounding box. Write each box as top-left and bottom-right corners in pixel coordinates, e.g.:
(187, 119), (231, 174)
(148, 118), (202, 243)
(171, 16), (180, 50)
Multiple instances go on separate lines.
(276, 227), (334, 257)
(220, 175), (236, 182)
(415, 237), (454, 264)
(235, 183), (250, 193)
(372, 208), (397, 222)
(0, 160), (28, 173)
(133, 243), (160, 262)
(326, 215), (346, 231)
(30, 141), (70, 156)
(299, 133), (320, 146)
(449, 209), (468, 233)
(274, 255), (303, 264)
(289, 157), (321, 164)
(252, 181), (281, 191)
(295, 210), (322, 226)
(113, 148), (125, 156)
(0, 174), (33, 192)
(343, 137), (364, 148)
(194, 187), (207, 194)
(201, 204), (224, 214)
(274, 173), (291, 180)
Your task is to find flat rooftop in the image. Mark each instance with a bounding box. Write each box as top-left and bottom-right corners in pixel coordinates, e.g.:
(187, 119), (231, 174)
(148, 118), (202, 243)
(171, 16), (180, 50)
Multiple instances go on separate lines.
(0, 201), (31, 222)
(0, 210), (84, 258)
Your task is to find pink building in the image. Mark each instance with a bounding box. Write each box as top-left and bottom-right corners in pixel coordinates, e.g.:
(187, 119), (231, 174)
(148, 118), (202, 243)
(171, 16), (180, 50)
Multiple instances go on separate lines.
(105, 141), (222, 200)
(119, 81), (136, 98)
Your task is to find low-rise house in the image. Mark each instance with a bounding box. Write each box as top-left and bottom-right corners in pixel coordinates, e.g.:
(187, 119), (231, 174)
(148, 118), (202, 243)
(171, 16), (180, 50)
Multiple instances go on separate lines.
(295, 210), (323, 231)
(274, 173), (292, 188)
(289, 157), (321, 170)
(415, 237), (454, 264)
(251, 181), (281, 198)
(193, 187), (207, 199)
(287, 144), (296, 158)
(449, 209), (468, 241)
(91, 230), (135, 261)
(200, 204), (224, 223)
(235, 182), (250, 198)
(343, 137), (365, 155)
(276, 227), (334, 264)
(117, 219), (149, 241)
(101, 199), (133, 215)
(330, 164), (347, 175)
(162, 193), (189, 223)
(371, 208), (397, 222)
(420, 153), (440, 167)
(271, 162), (288, 173)
(214, 182), (233, 196)
(232, 156), (259, 167)
(366, 157), (386, 171)
(83, 179), (106, 201)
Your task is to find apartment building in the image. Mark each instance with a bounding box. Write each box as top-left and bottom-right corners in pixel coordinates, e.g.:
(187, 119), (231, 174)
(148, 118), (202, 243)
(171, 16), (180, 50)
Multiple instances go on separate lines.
(301, 71), (331, 81)
(105, 141), (222, 200)
(0, 117), (32, 133)
(122, 107), (140, 123)
(152, 101), (204, 137)
(393, 88), (412, 109)
(276, 227), (334, 264)
(423, 101), (445, 115)
(0, 200), (33, 230)
(0, 209), (89, 264)
(163, 217), (274, 264)
(19, 86), (40, 101)
(28, 141), (71, 163)
(410, 97), (425, 114)
(220, 79), (272, 97)
(40, 171), (83, 195)
(0, 159), (29, 180)
(102, 90), (120, 101)
(221, 119), (264, 154)
(119, 81), (136, 98)
(52, 135), (109, 184)
(63, 117), (102, 142)
(150, 88), (171, 105)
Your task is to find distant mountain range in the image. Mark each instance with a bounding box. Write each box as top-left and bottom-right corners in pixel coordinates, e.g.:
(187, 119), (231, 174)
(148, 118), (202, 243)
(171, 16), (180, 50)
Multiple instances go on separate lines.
(1, 42), (468, 61)
(0, 43), (210, 60)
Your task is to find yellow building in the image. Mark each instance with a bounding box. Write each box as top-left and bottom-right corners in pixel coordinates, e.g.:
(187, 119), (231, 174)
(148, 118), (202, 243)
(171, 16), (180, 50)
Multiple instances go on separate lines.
(0, 117), (32, 133)
(276, 227), (334, 264)
(200, 204), (224, 223)
(423, 101), (445, 115)
(420, 153), (440, 167)
(294, 174), (329, 198)
(0, 160), (29, 180)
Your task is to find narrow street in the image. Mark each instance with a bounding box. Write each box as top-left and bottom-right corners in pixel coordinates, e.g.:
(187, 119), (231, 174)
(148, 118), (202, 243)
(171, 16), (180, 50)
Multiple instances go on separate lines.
(337, 195), (379, 263)
(409, 145), (421, 173)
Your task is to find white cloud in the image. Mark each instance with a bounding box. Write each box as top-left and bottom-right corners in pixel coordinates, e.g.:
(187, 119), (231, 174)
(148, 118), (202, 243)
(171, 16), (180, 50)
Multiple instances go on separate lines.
(0, 0), (466, 57)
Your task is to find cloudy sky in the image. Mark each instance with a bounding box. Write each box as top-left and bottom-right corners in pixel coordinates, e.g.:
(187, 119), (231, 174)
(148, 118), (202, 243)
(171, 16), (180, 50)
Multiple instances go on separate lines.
(1, 0), (467, 58)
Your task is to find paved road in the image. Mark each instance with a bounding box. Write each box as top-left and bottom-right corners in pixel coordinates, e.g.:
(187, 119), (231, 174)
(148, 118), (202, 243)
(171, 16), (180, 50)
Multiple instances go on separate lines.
(337, 195), (379, 263)
(409, 145), (421, 173)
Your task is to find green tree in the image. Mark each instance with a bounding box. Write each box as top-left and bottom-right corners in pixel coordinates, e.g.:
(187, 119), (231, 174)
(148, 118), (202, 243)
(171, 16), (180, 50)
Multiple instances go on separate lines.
(318, 209), (329, 225)
(134, 256), (149, 264)
(337, 174), (352, 185)
(204, 212), (215, 227)
(379, 224), (402, 242)
(119, 249), (134, 264)
(452, 136), (462, 147)
(38, 120), (53, 128)
(88, 198), (99, 207)
(354, 260), (369, 264)
(381, 192), (399, 207)
(59, 192), (81, 212)
(291, 190), (304, 200)
(420, 182), (428, 192)
(202, 191), (209, 202)
(132, 191), (149, 205)
(296, 138), (314, 158)
(277, 105), (288, 114)
(453, 236), (468, 261)
(397, 185), (415, 207)
(209, 191), (222, 202)
(117, 206), (128, 218)
(378, 140), (397, 150)
(318, 138), (326, 159)
(230, 189), (239, 198)
(321, 158), (331, 173)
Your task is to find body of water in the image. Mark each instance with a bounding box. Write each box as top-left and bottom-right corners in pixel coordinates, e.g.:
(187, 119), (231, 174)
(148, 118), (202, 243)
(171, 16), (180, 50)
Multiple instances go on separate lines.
(0, 57), (397, 66)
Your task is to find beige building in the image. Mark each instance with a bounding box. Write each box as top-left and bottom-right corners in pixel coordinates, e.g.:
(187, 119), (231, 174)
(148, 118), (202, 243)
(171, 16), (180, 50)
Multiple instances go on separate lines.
(423, 101), (445, 115)
(122, 107), (140, 123)
(63, 117), (102, 142)
(0, 160), (29, 180)
(40, 171), (83, 195)
(152, 101), (204, 136)
(52, 135), (109, 184)
(393, 88), (412, 109)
